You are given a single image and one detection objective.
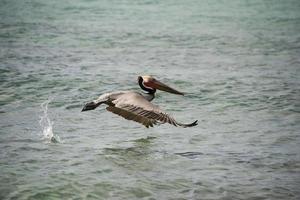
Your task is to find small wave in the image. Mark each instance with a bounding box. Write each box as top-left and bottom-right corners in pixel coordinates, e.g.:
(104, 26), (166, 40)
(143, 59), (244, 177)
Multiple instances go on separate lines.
(175, 151), (204, 159)
(39, 98), (61, 143)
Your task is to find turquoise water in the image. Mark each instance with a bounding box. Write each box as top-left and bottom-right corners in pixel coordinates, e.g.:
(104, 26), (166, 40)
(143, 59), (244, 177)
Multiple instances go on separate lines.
(1, 0), (300, 199)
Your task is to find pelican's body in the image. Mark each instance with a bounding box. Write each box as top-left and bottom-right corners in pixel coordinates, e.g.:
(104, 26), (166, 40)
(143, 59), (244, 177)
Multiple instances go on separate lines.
(82, 76), (197, 128)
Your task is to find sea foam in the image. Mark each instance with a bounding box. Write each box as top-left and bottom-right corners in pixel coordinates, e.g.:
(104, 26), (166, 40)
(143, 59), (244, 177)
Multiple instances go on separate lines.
(39, 99), (61, 143)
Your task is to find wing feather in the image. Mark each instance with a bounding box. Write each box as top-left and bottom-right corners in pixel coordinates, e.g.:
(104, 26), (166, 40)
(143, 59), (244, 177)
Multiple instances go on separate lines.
(106, 106), (157, 128)
(106, 92), (197, 128)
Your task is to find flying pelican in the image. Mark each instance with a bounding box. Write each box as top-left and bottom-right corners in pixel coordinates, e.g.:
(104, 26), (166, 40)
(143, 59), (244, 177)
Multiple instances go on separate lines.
(82, 75), (198, 128)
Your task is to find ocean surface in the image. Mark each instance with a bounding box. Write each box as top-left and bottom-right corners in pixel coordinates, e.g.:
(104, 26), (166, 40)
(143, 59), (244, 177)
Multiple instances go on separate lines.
(1, 0), (300, 199)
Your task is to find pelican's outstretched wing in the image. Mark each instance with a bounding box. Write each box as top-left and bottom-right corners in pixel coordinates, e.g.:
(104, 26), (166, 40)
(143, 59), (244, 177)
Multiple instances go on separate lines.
(106, 92), (197, 128)
(106, 106), (158, 128)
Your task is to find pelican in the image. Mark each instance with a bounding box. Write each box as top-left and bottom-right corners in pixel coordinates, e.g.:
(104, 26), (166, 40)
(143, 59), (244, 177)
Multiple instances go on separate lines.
(82, 75), (198, 128)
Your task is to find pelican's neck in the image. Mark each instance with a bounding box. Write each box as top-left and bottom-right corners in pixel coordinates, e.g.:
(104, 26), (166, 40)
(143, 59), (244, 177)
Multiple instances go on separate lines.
(138, 76), (156, 94)
(142, 92), (155, 102)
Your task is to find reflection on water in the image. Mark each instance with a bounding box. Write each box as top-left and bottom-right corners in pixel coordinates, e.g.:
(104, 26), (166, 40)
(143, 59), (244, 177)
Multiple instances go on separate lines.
(103, 136), (157, 168)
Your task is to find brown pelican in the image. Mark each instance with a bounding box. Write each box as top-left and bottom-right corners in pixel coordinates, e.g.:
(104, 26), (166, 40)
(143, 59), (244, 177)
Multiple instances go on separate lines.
(82, 75), (198, 128)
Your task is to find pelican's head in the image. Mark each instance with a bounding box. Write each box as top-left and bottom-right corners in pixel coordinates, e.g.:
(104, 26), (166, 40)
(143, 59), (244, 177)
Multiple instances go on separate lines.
(138, 75), (184, 95)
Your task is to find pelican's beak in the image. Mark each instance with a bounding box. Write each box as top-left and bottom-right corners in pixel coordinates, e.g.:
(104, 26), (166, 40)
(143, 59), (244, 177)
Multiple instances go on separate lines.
(144, 77), (184, 95)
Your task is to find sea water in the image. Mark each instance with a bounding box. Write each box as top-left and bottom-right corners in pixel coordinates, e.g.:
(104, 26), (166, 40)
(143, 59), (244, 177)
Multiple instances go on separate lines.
(0, 0), (299, 199)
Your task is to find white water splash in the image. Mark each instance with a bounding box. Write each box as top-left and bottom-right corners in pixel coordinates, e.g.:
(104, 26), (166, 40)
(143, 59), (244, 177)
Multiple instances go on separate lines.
(39, 99), (61, 143)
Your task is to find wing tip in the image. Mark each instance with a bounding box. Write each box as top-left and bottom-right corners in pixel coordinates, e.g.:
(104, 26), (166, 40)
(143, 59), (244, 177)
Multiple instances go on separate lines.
(190, 120), (198, 127)
(182, 120), (198, 128)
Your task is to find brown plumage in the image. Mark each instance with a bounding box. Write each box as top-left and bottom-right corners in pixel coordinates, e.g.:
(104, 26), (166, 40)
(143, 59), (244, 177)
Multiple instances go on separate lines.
(82, 76), (198, 128)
